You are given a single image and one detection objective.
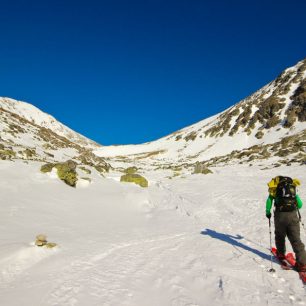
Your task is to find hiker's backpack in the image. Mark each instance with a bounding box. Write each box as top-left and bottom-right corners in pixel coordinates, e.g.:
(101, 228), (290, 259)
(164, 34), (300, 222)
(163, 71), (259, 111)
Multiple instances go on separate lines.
(275, 176), (297, 211)
(267, 176), (301, 212)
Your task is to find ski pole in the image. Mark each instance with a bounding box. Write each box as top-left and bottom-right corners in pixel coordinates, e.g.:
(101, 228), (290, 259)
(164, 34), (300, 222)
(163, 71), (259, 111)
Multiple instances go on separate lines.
(268, 218), (275, 272)
(297, 208), (306, 236)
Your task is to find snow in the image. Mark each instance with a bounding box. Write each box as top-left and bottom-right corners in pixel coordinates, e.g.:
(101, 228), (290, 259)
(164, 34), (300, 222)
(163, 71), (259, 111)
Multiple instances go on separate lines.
(1, 58), (306, 305)
(94, 59), (306, 164)
(0, 97), (99, 149)
(1, 160), (306, 306)
(76, 178), (91, 188)
(94, 106), (306, 165)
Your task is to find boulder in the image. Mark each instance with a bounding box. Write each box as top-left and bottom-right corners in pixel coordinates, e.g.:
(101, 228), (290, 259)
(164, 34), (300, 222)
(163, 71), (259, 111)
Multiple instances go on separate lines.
(40, 163), (55, 173)
(36, 234), (47, 242)
(124, 166), (138, 174)
(120, 174), (148, 188)
(55, 161), (78, 187)
(40, 160), (78, 187)
(35, 240), (46, 246)
(34, 234), (57, 248)
(65, 159), (77, 171)
(45, 242), (57, 248)
(35, 234), (48, 247)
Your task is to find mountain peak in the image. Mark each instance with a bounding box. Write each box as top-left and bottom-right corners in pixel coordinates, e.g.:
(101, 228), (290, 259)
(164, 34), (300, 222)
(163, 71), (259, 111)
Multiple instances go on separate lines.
(94, 58), (306, 169)
(0, 97), (100, 149)
(1, 58), (305, 171)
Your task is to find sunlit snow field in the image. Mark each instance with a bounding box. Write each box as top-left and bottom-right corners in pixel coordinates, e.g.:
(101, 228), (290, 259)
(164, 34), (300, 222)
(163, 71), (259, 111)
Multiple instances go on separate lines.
(0, 160), (305, 305)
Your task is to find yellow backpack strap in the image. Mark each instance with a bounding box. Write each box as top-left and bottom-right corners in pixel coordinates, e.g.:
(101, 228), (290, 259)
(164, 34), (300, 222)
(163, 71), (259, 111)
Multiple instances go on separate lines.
(268, 177), (279, 188)
(267, 176), (280, 197)
(293, 179), (301, 186)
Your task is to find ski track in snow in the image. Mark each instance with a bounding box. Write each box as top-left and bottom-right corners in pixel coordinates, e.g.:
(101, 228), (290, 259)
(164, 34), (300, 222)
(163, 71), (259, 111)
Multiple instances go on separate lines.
(0, 162), (306, 305)
(45, 178), (305, 306)
(47, 233), (191, 306)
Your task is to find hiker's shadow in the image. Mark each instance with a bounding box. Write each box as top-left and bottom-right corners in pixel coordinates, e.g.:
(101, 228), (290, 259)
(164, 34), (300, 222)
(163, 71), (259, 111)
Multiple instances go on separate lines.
(201, 229), (270, 261)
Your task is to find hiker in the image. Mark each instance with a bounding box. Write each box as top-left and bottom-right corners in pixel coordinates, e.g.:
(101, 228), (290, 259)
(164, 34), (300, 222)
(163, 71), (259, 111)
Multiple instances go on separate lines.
(266, 176), (306, 272)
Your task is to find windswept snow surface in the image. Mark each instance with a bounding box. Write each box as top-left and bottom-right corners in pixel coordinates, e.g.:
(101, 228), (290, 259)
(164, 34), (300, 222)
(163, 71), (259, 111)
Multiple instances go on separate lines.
(0, 160), (306, 306)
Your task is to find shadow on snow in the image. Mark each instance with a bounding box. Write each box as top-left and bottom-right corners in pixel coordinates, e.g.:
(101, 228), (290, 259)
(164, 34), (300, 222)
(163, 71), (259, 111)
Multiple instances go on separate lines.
(201, 228), (271, 261)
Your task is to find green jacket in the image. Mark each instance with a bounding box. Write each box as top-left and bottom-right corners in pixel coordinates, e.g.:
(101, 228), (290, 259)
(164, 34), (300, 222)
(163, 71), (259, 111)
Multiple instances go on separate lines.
(266, 194), (303, 214)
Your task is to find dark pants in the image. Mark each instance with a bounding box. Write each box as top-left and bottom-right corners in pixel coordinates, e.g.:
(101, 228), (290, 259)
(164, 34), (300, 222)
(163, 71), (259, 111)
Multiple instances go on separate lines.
(274, 210), (306, 264)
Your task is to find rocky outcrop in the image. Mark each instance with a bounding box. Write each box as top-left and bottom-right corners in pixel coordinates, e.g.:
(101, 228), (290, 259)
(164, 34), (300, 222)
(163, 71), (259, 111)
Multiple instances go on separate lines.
(285, 79), (306, 126)
(195, 129), (305, 168)
(79, 166), (91, 174)
(76, 151), (111, 173)
(200, 59), (306, 139)
(193, 162), (213, 174)
(0, 148), (16, 160)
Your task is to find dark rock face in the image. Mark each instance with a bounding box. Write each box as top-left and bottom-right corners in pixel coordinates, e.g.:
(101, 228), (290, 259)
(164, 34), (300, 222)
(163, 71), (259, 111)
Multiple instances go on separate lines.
(289, 79), (306, 122)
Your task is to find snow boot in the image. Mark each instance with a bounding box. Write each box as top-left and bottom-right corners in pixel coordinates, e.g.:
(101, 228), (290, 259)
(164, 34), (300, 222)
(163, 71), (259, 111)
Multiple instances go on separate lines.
(276, 250), (286, 261)
(295, 262), (306, 272)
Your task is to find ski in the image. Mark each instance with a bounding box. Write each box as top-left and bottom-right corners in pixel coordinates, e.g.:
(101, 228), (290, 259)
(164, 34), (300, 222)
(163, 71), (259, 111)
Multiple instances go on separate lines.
(271, 247), (306, 284)
(285, 253), (306, 285)
(271, 247), (292, 270)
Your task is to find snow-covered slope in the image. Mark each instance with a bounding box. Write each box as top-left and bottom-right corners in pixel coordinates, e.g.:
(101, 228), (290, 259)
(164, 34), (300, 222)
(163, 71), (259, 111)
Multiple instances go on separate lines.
(1, 160), (305, 306)
(95, 58), (306, 168)
(1, 59), (306, 306)
(0, 98), (111, 172)
(0, 97), (100, 149)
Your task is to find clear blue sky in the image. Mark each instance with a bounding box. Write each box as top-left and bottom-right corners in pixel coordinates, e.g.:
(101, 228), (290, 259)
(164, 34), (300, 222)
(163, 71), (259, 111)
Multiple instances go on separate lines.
(1, 0), (305, 145)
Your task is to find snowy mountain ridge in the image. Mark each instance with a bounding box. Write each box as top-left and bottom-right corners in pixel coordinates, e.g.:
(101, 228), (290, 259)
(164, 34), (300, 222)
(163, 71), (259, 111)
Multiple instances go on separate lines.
(94, 58), (306, 169)
(0, 58), (305, 173)
(0, 98), (110, 175)
(0, 97), (100, 149)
